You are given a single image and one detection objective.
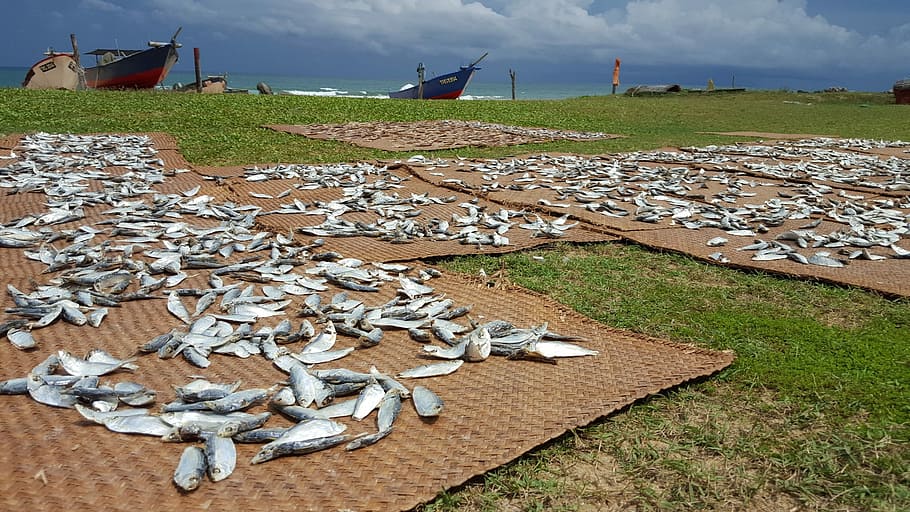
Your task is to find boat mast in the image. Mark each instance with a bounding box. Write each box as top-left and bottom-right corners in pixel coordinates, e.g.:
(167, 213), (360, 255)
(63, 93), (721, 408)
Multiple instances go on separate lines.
(417, 63), (425, 100)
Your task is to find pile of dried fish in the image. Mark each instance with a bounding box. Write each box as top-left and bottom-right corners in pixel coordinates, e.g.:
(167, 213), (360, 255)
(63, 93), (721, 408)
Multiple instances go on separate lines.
(0, 350), (148, 410)
(407, 139), (910, 266)
(2, 130), (902, 495)
(0, 132), (599, 492)
(244, 159), (581, 245)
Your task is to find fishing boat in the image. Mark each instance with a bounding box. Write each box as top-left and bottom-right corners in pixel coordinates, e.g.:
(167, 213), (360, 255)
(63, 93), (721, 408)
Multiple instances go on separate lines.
(894, 79), (910, 105)
(389, 52), (487, 99)
(22, 50), (80, 90)
(83, 28), (181, 89)
(172, 75), (228, 94)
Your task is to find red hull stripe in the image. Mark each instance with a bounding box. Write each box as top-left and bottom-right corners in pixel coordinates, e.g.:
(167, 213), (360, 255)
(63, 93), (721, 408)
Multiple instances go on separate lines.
(87, 66), (168, 89)
(429, 90), (463, 100)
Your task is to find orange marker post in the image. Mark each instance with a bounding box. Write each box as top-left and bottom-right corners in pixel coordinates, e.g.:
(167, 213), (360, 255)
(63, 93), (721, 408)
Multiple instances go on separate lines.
(612, 58), (621, 94)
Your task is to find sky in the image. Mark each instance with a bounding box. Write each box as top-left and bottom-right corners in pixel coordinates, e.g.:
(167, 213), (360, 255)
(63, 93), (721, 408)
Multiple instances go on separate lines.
(2, 0), (908, 92)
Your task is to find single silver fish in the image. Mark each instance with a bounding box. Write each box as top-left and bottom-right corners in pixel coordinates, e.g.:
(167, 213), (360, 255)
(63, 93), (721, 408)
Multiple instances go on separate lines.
(203, 388), (269, 414)
(351, 382), (385, 421)
(232, 427), (289, 443)
(167, 291), (193, 325)
(300, 321), (336, 353)
(250, 433), (349, 464)
(315, 397), (359, 418)
(74, 403), (150, 423)
(216, 411), (272, 438)
(706, 236), (728, 247)
(56, 350), (136, 377)
(0, 377), (28, 395)
(376, 388), (403, 432)
(344, 428), (393, 451)
(528, 340), (599, 358)
(101, 414), (173, 436)
(7, 329), (37, 350)
(291, 347), (355, 365)
(412, 385), (444, 418)
(397, 360), (464, 379)
(203, 433), (236, 482)
(463, 327), (492, 362)
(174, 379), (242, 403)
(174, 446), (207, 492)
(250, 418), (348, 464)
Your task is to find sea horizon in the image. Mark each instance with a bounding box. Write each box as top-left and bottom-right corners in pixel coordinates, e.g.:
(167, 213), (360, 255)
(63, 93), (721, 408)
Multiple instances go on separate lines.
(2, 65), (700, 100)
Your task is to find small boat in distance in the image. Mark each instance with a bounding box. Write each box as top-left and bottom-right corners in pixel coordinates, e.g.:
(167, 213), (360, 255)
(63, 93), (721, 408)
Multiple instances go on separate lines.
(172, 75), (227, 94)
(894, 79), (910, 105)
(22, 50), (80, 90)
(83, 27), (181, 89)
(389, 52), (487, 99)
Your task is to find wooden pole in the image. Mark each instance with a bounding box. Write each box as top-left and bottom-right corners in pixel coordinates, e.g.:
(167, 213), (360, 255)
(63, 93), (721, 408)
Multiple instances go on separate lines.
(194, 48), (202, 93)
(510, 69), (516, 100)
(70, 33), (86, 90)
(70, 34), (79, 68)
(417, 62), (425, 100)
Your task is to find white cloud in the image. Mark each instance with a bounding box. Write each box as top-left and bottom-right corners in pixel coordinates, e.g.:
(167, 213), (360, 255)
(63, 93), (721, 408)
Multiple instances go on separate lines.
(80, 0), (125, 12)
(140, 0), (906, 72)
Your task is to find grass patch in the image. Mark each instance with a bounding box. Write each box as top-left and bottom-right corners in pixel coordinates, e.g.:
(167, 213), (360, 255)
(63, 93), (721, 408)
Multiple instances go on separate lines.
(2, 89), (909, 167)
(435, 242), (909, 510)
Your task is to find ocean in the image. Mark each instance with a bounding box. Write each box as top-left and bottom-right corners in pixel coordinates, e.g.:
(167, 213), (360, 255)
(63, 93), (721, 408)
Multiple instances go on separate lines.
(1, 66), (618, 100)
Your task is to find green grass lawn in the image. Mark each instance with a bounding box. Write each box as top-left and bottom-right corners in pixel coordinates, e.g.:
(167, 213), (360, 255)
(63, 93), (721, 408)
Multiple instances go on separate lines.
(1, 88), (907, 511)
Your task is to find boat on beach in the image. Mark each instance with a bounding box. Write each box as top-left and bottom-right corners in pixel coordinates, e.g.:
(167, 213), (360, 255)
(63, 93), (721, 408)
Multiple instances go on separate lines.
(172, 75), (228, 94)
(389, 52), (487, 99)
(83, 28), (181, 89)
(894, 79), (910, 104)
(21, 50), (80, 90)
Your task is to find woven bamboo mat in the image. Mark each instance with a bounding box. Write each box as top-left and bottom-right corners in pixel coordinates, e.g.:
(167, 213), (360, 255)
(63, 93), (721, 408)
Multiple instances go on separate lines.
(1, 243), (720, 509)
(227, 172), (616, 261)
(400, 151), (910, 297)
(624, 224), (910, 297)
(682, 136), (910, 197)
(0, 262), (733, 512)
(140, 136), (910, 300)
(265, 121), (620, 151)
(190, 161), (618, 261)
(698, 131), (838, 140)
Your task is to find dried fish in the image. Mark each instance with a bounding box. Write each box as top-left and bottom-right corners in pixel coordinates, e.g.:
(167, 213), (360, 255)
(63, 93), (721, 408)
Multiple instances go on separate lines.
(203, 432), (236, 482)
(397, 360), (464, 379)
(174, 446), (207, 491)
(412, 385), (444, 418)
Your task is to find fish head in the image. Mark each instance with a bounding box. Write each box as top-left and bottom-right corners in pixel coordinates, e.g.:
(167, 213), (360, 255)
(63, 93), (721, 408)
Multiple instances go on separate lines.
(216, 421), (240, 438)
(250, 446), (276, 465)
(181, 475), (201, 491)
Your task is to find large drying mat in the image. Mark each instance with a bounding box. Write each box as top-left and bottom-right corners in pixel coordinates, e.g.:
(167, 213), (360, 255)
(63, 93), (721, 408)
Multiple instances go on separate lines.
(113, 136), (910, 298)
(222, 167), (618, 261)
(698, 131), (838, 139)
(192, 160), (618, 262)
(266, 120), (621, 151)
(0, 270), (733, 512)
(403, 147), (910, 298)
(624, 224), (910, 297)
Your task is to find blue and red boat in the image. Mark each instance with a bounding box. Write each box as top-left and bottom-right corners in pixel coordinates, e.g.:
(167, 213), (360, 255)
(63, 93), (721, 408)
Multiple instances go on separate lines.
(389, 53), (487, 99)
(83, 28), (181, 90)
